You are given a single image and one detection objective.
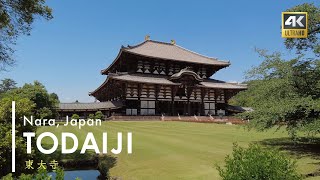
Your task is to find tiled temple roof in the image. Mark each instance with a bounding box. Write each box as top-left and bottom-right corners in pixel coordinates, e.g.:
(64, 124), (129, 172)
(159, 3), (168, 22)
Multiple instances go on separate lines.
(89, 73), (247, 96)
(111, 73), (246, 89)
(124, 40), (230, 65)
(111, 73), (177, 85)
(101, 40), (230, 74)
(58, 101), (123, 110)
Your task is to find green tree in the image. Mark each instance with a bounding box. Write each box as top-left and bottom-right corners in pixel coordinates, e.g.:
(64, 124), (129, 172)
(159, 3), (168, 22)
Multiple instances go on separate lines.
(0, 78), (16, 94)
(3, 168), (66, 180)
(71, 114), (80, 120)
(5, 81), (58, 119)
(55, 167), (65, 180)
(49, 93), (60, 104)
(95, 111), (104, 120)
(284, 3), (320, 55)
(231, 49), (320, 138)
(0, 97), (35, 133)
(97, 155), (117, 180)
(0, 97), (36, 177)
(216, 143), (302, 180)
(0, 81), (59, 177)
(233, 3), (320, 137)
(88, 113), (95, 119)
(0, 0), (53, 71)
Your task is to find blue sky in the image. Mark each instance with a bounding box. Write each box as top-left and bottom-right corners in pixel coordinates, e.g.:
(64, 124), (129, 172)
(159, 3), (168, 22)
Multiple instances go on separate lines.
(0, 0), (316, 102)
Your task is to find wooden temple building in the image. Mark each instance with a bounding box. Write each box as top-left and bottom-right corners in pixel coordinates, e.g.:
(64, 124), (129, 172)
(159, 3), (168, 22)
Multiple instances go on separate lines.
(83, 37), (247, 117)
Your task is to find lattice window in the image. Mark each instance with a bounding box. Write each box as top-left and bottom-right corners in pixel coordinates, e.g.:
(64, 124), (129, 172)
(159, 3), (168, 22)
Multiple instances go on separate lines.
(140, 101), (155, 115)
(126, 109), (137, 115)
(204, 102), (215, 115)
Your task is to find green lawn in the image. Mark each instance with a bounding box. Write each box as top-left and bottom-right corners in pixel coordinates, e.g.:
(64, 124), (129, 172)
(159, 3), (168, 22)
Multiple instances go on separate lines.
(38, 121), (320, 180)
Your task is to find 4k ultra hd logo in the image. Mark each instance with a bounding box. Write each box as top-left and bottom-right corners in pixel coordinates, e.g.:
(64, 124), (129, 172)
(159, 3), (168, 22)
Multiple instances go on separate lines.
(282, 12), (308, 38)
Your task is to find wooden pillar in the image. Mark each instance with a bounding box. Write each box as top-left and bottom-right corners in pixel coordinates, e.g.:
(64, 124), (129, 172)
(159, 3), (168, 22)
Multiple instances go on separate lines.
(171, 101), (175, 116)
(122, 82), (127, 99)
(138, 83), (142, 115)
(155, 85), (159, 114)
(84, 111), (87, 119)
(214, 89), (218, 115)
(171, 86), (178, 116)
(167, 101), (171, 116)
(183, 102), (186, 115)
(224, 89), (227, 116)
(186, 86), (193, 116)
(198, 102), (201, 116)
(201, 88), (206, 116)
(187, 101), (191, 115)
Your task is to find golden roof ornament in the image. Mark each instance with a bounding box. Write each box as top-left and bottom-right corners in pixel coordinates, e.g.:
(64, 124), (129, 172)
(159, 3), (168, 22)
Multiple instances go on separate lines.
(145, 35), (150, 41)
(171, 39), (176, 45)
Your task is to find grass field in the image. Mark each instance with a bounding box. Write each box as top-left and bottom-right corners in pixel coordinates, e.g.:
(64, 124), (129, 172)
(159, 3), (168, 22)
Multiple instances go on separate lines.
(38, 121), (320, 180)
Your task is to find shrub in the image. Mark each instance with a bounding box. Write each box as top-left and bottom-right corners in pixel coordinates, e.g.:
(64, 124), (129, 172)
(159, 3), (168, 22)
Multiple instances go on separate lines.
(2, 168), (65, 180)
(97, 155), (117, 180)
(95, 111), (104, 120)
(216, 143), (302, 180)
(55, 167), (65, 180)
(71, 114), (80, 120)
(88, 113), (95, 119)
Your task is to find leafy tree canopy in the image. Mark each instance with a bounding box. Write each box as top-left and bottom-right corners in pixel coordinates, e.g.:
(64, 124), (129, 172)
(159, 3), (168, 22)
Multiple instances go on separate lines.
(0, 79), (59, 177)
(0, 97), (36, 177)
(71, 113), (80, 120)
(232, 3), (320, 137)
(0, 78), (16, 93)
(0, 0), (52, 71)
(95, 111), (104, 120)
(284, 3), (320, 55)
(231, 49), (320, 137)
(4, 80), (59, 118)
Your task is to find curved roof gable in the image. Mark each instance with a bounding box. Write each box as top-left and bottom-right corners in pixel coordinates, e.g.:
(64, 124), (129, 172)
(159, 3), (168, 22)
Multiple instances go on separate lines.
(101, 40), (230, 74)
(169, 68), (203, 82)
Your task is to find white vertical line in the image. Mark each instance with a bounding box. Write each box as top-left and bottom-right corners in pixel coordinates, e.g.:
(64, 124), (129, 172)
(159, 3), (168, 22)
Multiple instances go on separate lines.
(12, 101), (15, 172)
(128, 132), (132, 154)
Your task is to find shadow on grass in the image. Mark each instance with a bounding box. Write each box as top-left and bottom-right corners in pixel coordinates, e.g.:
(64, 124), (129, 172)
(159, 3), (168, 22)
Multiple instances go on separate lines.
(259, 137), (320, 159)
(258, 137), (320, 178)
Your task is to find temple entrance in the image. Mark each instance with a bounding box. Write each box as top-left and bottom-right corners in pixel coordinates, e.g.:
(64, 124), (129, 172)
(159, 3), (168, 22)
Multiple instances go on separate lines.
(190, 102), (202, 116)
(157, 101), (171, 115)
(172, 101), (202, 116)
(174, 101), (185, 115)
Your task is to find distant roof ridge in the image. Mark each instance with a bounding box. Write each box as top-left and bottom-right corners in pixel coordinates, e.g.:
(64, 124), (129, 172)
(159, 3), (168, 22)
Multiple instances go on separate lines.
(174, 44), (229, 63)
(125, 39), (230, 63)
(60, 102), (109, 104)
(127, 40), (230, 63)
(58, 101), (123, 110)
(101, 39), (231, 75)
(124, 39), (173, 49)
(147, 39), (174, 46)
(175, 44), (215, 59)
(124, 40), (147, 49)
